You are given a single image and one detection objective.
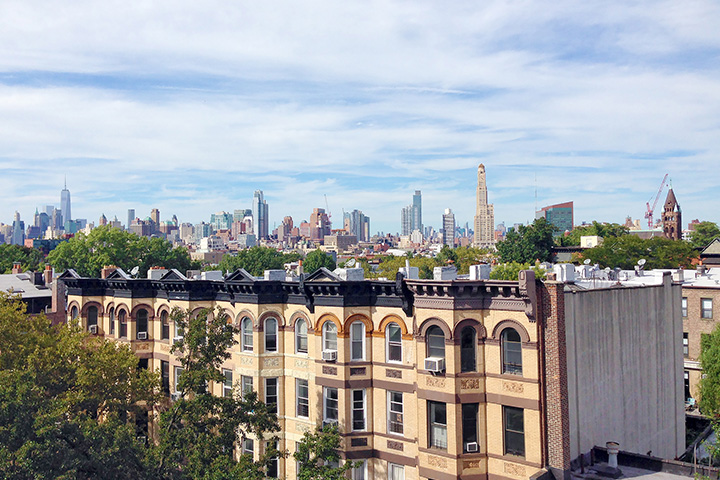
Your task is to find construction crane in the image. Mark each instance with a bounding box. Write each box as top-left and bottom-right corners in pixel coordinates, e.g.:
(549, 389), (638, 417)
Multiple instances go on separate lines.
(324, 194), (332, 221)
(644, 174), (668, 229)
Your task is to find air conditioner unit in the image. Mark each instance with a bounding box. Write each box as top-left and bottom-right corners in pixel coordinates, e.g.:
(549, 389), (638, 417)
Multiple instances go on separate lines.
(465, 442), (479, 453)
(170, 392), (182, 401)
(173, 336), (183, 344)
(137, 435), (147, 445)
(424, 357), (445, 373)
(322, 349), (337, 362)
(88, 325), (98, 334)
(323, 418), (339, 426)
(137, 332), (147, 340)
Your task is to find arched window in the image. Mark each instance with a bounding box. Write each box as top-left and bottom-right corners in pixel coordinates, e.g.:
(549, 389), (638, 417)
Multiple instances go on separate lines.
(118, 310), (127, 338)
(295, 318), (308, 354)
(70, 306), (79, 323)
(386, 323), (402, 363)
(265, 318), (278, 353)
(501, 328), (522, 375)
(460, 326), (476, 373)
(323, 322), (338, 352)
(426, 325), (445, 360)
(109, 307), (115, 335)
(350, 322), (365, 361)
(137, 309), (148, 339)
(87, 306), (98, 329)
(160, 311), (169, 340)
(241, 317), (253, 352)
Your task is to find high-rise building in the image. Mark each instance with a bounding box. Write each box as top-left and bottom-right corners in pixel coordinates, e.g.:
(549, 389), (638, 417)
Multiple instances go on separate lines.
(473, 164), (495, 249)
(252, 191), (269, 240)
(536, 202), (574, 236)
(345, 209), (370, 242)
(400, 205), (412, 236)
(412, 190), (422, 234)
(210, 212), (233, 231)
(150, 208), (160, 226)
(11, 211), (25, 245)
(442, 208), (455, 248)
(127, 209), (135, 231)
(60, 180), (71, 226)
(309, 208), (331, 242)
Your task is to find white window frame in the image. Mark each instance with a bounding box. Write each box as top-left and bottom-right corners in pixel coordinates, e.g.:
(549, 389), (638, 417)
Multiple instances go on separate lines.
(241, 317), (253, 352)
(351, 389), (366, 431)
(428, 400), (447, 449)
(296, 379), (309, 418)
(295, 318), (308, 354)
(265, 317), (278, 353)
(174, 366), (184, 393)
(350, 322), (365, 361)
(702, 298), (713, 319)
(682, 297), (688, 317)
(222, 368), (233, 397)
(241, 375), (253, 395)
(323, 322), (338, 352)
(265, 377), (278, 414)
(173, 317), (183, 339)
(387, 391), (404, 435)
(109, 307), (115, 335)
(323, 386), (338, 423)
(242, 437), (254, 456)
(388, 462), (404, 480)
(352, 460), (367, 480)
(386, 323), (402, 363)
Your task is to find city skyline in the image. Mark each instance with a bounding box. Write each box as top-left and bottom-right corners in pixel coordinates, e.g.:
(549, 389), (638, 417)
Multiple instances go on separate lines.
(1, 2), (719, 234)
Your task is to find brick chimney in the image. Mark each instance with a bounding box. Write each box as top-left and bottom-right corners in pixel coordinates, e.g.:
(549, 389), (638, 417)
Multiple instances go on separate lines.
(101, 265), (118, 279)
(44, 265), (53, 286)
(11, 262), (22, 274)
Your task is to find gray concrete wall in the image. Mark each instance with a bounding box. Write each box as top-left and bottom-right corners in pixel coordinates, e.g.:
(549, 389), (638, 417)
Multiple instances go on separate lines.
(564, 274), (684, 460)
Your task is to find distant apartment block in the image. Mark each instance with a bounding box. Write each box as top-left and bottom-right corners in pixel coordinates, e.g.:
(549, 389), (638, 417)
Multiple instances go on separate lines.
(536, 201), (573, 236)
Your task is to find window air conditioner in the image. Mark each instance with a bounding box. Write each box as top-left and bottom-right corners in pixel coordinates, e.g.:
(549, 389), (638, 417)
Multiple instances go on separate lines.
(323, 418), (339, 426)
(173, 336), (183, 344)
(322, 350), (338, 362)
(137, 332), (148, 340)
(465, 442), (479, 453)
(424, 357), (445, 373)
(88, 325), (98, 334)
(170, 392), (182, 402)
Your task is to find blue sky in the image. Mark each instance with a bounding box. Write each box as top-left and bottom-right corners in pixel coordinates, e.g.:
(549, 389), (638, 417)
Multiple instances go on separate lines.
(1, 1), (719, 235)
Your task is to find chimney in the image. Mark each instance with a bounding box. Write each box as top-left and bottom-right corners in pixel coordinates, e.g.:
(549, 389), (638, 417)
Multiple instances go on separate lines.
(44, 265), (53, 286)
(101, 265), (118, 279)
(298, 259), (304, 276)
(11, 262), (22, 274)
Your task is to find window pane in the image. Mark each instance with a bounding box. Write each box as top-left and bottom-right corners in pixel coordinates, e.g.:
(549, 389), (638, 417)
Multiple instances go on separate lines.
(324, 387), (338, 421)
(504, 406), (525, 456)
(389, 463), (404, 480)
(502, 328), (523, 375)
(297, 379), (309, 417)
(462, 403), (479, 450)
(351, 322), (364, 360)
(387, 323), (402, 362)
(682, 297), (688, 317)
(324, 323), (338, 351)
(388, 391), (403, 434)
(87, 306), (98, 326)
(296, 319), (308, 353)
(461, 327), (476, 372)
(352, 389), (365, 431)
(161, 311), (170, 340)
(223, 369), (232, 397)
(265, 318), (277, 352)
(426, 326), (445, 359)
(137, 309), (148, 334)
(266, 378), (278, 414)
(428, 401), (447, 449)
(242, 318), (253, 351)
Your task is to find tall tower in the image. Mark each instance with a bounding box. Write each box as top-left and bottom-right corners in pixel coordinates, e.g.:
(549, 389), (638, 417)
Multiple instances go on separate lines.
(60, 178), (71, 226)
(662, 188), (682, 241)
(473, 164), (495, 248)
(252, 190), (269, 239)
(412, 190), (422, 234)
(442, 208), (456, 248)
(127, 209), (135, 231)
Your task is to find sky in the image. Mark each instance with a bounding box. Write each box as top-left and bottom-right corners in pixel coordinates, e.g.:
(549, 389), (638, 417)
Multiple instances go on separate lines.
(1, 1), (719, 235)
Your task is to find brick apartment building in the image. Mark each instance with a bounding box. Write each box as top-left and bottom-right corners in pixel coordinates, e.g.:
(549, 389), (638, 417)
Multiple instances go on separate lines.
(60, 265), (683, 480)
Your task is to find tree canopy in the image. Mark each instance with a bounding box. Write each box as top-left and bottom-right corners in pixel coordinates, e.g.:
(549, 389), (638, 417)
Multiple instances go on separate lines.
(496, 218), (557, 264)
(46, 225), (197, 277)
(303, 249), (337, 275)
(489, 262), (547, 281)
(557, 221), (629, 247)
(217, 246), (301, 276)
(690, 221), (720, 249)
(701, 325), (720, 416)
(0, 244), (44, 273)
(294, 423), (358, 480)
(577, 235), (698, 269)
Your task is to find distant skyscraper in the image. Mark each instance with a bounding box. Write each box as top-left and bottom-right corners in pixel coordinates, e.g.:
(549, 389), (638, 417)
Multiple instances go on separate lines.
(400, 205), (412, 236)
(309, 208), (331, 242)
(60, 179), (71, 226)
(536, 201), (574, 237)
(412, 190), (422, 234)
(127, 209), (135, 231)
(346, 209), (370, 242)
(150, 208), (160, 225)
(442, 208), (455, 248)
(252, 190), (269, 239)
(473, 164), (495, 249)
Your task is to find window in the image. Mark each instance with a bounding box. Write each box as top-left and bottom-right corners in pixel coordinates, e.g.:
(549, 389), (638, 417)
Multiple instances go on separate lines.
(352, 460), (367, 480)
(685, 371), (691, 400)
(428, 401), (447, 449)
(462, 403), (479, 453)
(388, 391), (403, 435)
(119, 310), (127, 338)
(388, 462), (404, 480)
(267, 441), (279, 478)
(501, 328), (522, 375)
(137, 308), (148, 339)
(161, 360), (170, 394)
(109, 307), (115, 335)
(683, 333), (689, 357)
(352, 389), (366, 431)
(426, 325), (445, 360)
(323, 322), (338, 352)
(174, 366), (184, 393)
(386, 323), (402, 363)
(70, 306), (79, 323)
(702, 298), (713, 319)
(222, 369), (233, 398)
(241, 317), (253, 351)
(682, 297), (688, 317)
(323, 386), (338, 423)
(296, 379), (309, 417)
(296, 318), (308, 354)
(241, 375), (253, 395)
(503, 406), (525, 457)
(460, 326), (476, 372)
(87, 306), (98, 330)
(138, 358), (149, 370)
(161, 311), (170, 340)
(265, 317), (278, 353)
(350, 322), (365, 361)
(174, 316), (183, 340)
(242, 437), (254, 457)
(265, 378), (278, 414)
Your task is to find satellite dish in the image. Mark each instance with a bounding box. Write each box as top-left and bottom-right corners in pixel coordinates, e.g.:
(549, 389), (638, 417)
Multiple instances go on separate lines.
(604, 267), (611, 273)
(130, 266), (140, 277)
(346, 258), (356, 268)
(638, 259), (646, 266)
(583, 259), (591, 265)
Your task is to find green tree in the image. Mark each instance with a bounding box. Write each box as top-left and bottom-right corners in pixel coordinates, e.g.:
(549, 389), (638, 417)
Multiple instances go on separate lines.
(294, 423), (358, 480)
(453, 246), (496, 274)
(303, 249), (337, 275)
(700, 325), (720, 416)
(496, 218), (557, 264)
(0, 244), (44, 273)
(217, 246), (301, 276)
(489, 262), (547, 281)
(154, 307), (283, 479)
(0, 292), (159, 478)
(690, 221), (720, 249)
(558, 221), (629, 247)
(46, 225), (197, 277)
(579, 235), (698, 269)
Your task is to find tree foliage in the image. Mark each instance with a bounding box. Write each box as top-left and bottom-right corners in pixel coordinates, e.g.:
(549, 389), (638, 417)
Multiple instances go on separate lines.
(217, 246), (301, 276)
(690, 221), (720, 249)
(0, 244), (44, 273)
(496, 218), (557, 264)
(701, 325), (720, 416)
(558, 221), (629, 247)
(578, 235), (698, 269)
(303, 249), (337, 275)
(294, 423), (357, 480)
(489, 262), (547, 281)
(46, 225), (197, 277)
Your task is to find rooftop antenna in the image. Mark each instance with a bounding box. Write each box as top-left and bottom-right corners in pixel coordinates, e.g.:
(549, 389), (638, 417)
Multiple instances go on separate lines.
(130, 266), (140, 278)
(346, 258), (356, 268)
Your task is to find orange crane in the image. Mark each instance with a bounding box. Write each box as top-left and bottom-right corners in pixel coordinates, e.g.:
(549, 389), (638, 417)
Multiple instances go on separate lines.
(644, 174), (668, 229)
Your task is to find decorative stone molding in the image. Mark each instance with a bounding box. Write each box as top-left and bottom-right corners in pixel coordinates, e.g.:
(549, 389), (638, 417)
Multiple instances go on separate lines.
(426, 376), (446, 388)
(386, 369), (402, 379)
(388, 440), (403, 451)
(263, 357), (280, 368)
(427, 455), (448, 469)
(504, 462), (526, 477)
(461, 378), (480, 390)
(502, 381), (524, 394)
(322, 365), (338, 375)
